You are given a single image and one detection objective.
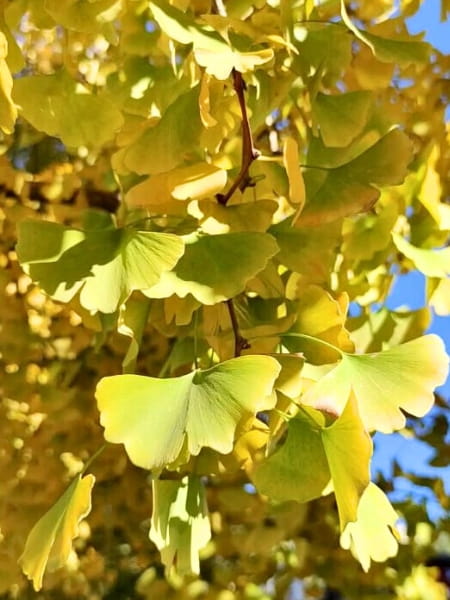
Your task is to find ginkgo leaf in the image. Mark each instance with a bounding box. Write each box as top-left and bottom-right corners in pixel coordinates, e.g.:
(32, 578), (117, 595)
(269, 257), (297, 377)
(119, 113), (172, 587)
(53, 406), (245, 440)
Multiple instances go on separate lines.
(312, 91), (373, 148)
(253, 395), (372, 528)
(118, 296), (151, 373)
(393, 233), (450, 278)
(340, 483), (399, 572)
(302, 334), (449, 433)
(126, 163), (227, 208)
(117, 86), (202, 175)
(19, 474), (95, 591)
(0, 31), (17, 134)
(150, 476), (211, 576)
(270, 218), (341, 284)
(96, 355), (281, 470)
(341, 0), (430, 65)
(149, 0), (273, 80)
(296, 129), (412, 226)
(283, 137), (305, 209)
(198, 199), (277, 234)
(322, 393), (372, 529)
(44, 0), (122, 36)
(283, 285), (354, 364)
(16, 216), (185, 314)
(13, 69), (124, 148)
(143, 232), (279, 305)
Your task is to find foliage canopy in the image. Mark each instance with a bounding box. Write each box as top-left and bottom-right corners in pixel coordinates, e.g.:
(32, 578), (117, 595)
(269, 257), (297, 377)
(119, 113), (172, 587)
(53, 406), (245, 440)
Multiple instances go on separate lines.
(0, 0), (450, 598)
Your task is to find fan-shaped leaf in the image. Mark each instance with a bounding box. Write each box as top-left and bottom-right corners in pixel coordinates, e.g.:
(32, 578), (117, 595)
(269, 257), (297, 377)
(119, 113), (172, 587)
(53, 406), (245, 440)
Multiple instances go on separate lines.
(303, 334), (449, 432)
(16, 217), (184, 314)
(96, 355), (281, 470)
(253, 395), (372, 529)
(19, 474), (95, 591)
(13, 69), (123, 148)
(340, 483), (399, 571)
(144, 232), (279, 305)
(393, 233), (450, 278)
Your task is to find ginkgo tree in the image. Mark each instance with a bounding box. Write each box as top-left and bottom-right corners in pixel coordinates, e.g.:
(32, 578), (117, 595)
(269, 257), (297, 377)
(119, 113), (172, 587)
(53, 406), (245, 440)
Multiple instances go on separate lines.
(1, 0), (450, 598)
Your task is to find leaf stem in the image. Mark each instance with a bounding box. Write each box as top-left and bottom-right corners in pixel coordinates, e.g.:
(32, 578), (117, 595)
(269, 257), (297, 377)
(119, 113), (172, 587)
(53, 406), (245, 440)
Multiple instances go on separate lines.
(82, 443), (106, 474)
(282, 333), (345, 356)
(216, 70), (260, 205)
(226, 298), (250, 357)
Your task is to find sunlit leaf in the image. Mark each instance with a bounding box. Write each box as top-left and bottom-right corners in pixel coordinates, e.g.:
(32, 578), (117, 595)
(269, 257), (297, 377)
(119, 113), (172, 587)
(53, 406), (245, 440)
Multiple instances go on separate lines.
(96, 355), (280, 470)
(150, 476), (210, 576)
(303, 334), (449, 432)
(340, 483), (399, 571)
(118, 296), (151, 373)
(126, 163), (227, 208)
(296, 129), (412, 226)
(144, 232), (279, 305)
(283, 137), (305, 211)
(253, 394), (372, 529)
(150, 0), (273, 80)
(0, 32), (17, 134)
(341, 1), (430, 65)
(19, 474), (95, 591)
(393, 233), (450, 278)
(16, 216), (184, 313)
(117, 86), (201, 175)
(13, 69), (124, 148)
(44, 0), (122, 36)
(312, 91), (373, 148)
(283, 285), (354, 364)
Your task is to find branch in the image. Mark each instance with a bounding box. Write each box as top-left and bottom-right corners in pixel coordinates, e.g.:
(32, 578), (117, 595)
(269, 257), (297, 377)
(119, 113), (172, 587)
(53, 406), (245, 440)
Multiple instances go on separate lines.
(226, 299), (250, 357)
(216, 70), (260, 205)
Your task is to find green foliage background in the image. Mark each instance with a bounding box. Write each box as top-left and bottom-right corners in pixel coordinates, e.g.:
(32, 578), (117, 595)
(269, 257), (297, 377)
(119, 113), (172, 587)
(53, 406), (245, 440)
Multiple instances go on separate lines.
(0, 0), (450, 598)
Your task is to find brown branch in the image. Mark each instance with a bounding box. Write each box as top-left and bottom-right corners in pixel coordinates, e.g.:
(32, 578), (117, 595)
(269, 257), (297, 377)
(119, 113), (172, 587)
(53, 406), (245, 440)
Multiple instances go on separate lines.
(216, 70), (260, 205)
(226, 299), (250, 357)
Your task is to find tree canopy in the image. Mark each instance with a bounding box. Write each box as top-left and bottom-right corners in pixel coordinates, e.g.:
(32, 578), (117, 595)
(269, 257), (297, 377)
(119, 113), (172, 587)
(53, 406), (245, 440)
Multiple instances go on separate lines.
(0, 0), (450, 598)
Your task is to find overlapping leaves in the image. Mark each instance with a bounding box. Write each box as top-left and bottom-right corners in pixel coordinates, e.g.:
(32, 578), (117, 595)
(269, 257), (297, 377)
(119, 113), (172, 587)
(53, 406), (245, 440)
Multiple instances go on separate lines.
(303, 334), (449, 432)
(253, 395), (372, 530)
(96, 355), (281, 470)
(16, 214), (184, 314)
(150, 476), (211, 576)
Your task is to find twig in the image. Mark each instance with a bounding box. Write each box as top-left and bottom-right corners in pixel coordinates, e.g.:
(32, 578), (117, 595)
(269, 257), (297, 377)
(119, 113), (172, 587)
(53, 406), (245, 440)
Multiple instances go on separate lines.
(216, 70), (260, 205)
(226, 299), (250, 357)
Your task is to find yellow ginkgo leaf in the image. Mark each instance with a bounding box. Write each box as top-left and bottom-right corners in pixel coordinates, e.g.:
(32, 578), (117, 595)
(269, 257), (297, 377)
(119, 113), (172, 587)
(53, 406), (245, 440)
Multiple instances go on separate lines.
(340, 483), (399, 572)
(283, 137), (306, 213)
(19, 474), (95, 591)
(302, 334), (449, 433)
(0, 31), (17, 134)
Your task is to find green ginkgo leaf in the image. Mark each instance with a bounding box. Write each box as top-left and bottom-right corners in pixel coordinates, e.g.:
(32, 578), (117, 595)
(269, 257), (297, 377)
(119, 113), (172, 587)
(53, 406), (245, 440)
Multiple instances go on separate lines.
(340, 483), (399, 572)
(117, 86), (202, 175)
(393, 233), (450, 278)
(19, 474), (95, 591)
(144, 232), (279, 305)
(13, 69), (124, 148)
(312, 91), (373, 148)
(296, 129), (412, 226)
(341, 1), (430, 65)
(44, 0), (122, 36)
(253, 394), (372, 529)
(150, 476), (211, 576)
(96, 355), (281, 470)
(302, 334), (449, 433)
(16, 216), (184, 314)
